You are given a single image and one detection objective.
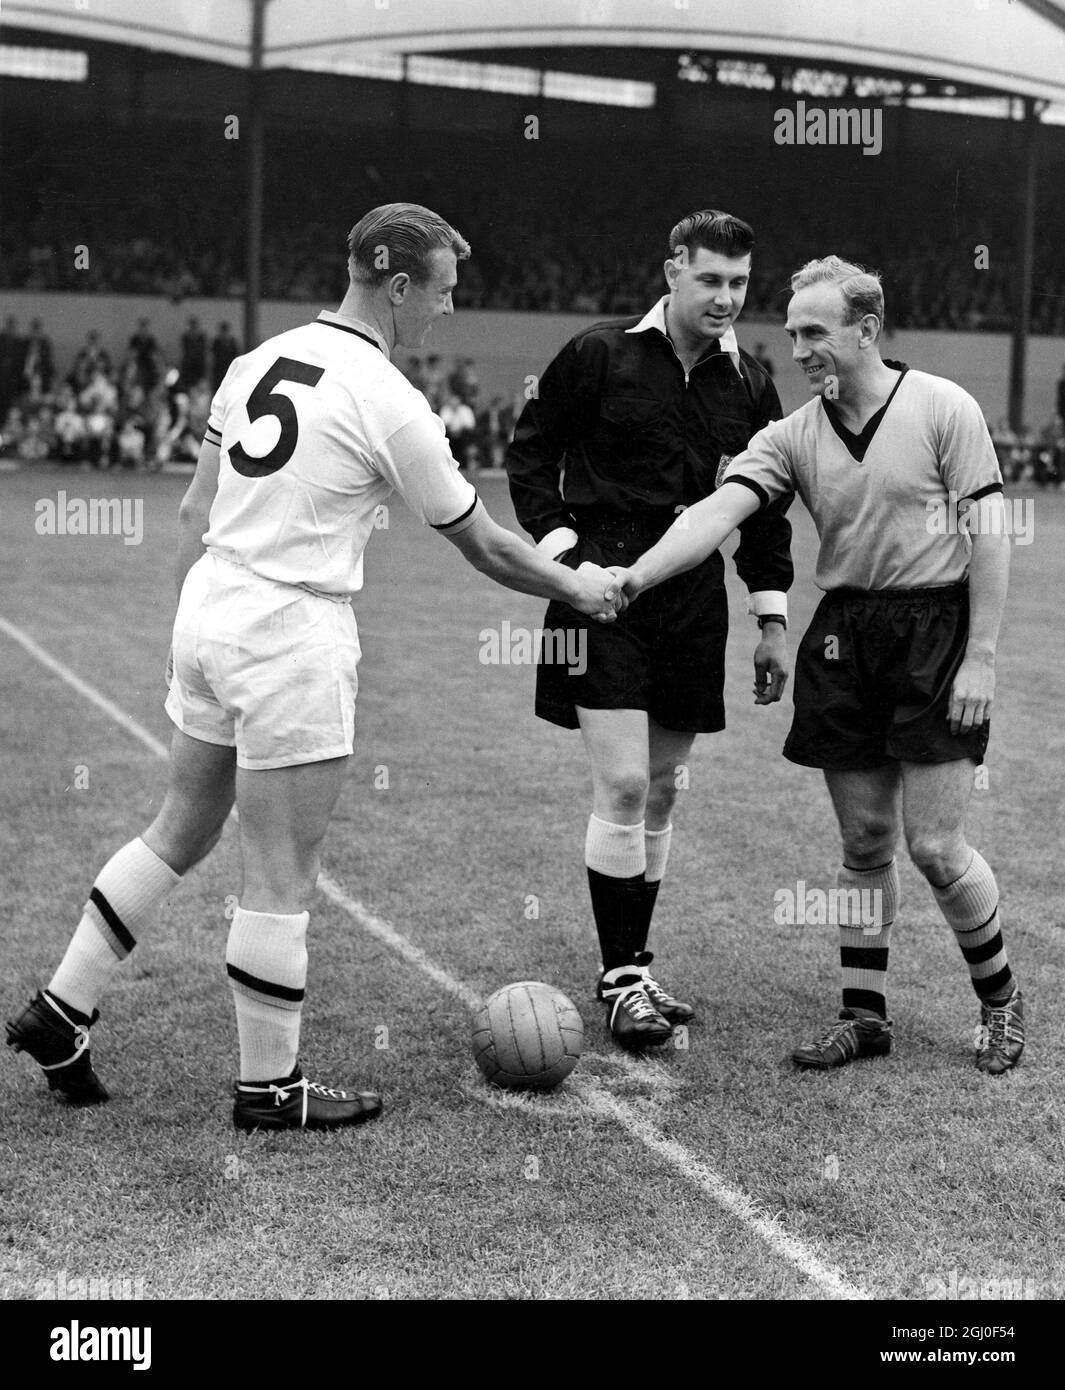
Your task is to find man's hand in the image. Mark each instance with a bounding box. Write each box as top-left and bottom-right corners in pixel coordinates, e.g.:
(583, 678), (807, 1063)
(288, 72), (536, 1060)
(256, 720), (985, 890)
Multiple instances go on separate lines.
(607, 566), (641, 604)
(571, 561), (623, 622)
(753, 624), (789, 704)
(949, 650), (995, 734)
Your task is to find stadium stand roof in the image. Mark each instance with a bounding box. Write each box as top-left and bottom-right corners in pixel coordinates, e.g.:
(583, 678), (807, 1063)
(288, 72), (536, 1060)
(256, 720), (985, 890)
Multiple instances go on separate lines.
(6, 0), (1065, 104)
(7, 0), (1060, 426)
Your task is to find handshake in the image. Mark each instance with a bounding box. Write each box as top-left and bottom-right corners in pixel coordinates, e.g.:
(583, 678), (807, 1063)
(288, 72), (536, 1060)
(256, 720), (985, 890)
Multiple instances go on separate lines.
(570, 561), (641, 622)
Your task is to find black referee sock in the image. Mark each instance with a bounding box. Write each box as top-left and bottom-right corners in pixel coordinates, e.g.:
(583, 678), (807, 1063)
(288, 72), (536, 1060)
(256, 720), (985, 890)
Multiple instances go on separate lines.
(639, 824), (672, 954)
(585, 815), (647, 973)
(587, 869), (647, 972)
(632, 879), (660, 955)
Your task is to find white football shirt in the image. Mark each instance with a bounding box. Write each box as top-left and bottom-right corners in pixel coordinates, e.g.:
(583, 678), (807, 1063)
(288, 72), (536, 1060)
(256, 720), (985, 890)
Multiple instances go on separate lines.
(203, 309), (479, 597)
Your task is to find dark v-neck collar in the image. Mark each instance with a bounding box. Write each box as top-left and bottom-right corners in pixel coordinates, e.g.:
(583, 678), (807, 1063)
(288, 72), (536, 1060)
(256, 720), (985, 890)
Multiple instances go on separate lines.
(822, 363), (909, 462)
(314, 311), (385, 354)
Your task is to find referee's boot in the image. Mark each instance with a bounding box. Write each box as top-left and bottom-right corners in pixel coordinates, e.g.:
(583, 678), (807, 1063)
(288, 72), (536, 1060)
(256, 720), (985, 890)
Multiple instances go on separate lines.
(629, 951), (695, 1025)
(233, 1066), (383, 1132)
(597, 962), (672, 1049)
(791, 1008), (893, 1070)
(5, 989), (109, 1103)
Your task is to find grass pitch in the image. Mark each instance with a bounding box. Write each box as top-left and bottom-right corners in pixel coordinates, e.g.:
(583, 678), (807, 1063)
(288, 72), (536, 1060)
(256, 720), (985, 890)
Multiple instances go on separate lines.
(0, 464), (1062, 1302)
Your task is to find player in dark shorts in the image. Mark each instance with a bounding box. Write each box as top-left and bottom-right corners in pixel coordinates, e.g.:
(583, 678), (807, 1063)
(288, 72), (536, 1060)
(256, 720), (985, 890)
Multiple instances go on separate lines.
(506, 210), (794, 1049)
(614, 255), (1023, 1076)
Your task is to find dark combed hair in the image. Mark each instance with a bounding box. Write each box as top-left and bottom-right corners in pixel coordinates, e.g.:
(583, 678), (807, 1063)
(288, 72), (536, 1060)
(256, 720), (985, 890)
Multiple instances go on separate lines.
(347, 203), (471, 286)
(668, 209), (755, 262)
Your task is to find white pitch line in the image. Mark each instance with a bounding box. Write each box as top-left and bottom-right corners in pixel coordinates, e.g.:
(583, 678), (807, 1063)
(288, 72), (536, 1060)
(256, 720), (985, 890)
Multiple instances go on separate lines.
(316, 874), (482, 1013)
(573, 1077), (867, 1300)
(0, 615), (170, 761)
(1, 612), (870, 1301)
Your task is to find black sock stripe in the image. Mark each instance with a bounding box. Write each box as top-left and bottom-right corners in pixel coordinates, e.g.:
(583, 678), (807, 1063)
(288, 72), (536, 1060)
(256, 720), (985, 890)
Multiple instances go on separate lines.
(840, 946), (890, 971)
(842, 859), (895, 875)
(842, 988), (887, 1017)
(89, 887), (136, 955)
(961, 931), (1003, 965)
(226, 963), (305, 1003)
(974, 965), (1013, 998)
(955, 909), (998, 936)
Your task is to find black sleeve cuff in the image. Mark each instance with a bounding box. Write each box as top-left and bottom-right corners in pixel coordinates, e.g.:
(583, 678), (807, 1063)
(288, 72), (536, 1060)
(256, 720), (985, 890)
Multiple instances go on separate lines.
(725, 474), (770, 508)
(430, 495), (479, 532)
(962, 482), (1004, 502)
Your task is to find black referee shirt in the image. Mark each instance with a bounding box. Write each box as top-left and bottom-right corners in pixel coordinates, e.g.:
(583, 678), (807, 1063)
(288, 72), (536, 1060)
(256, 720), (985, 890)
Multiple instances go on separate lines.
(506, 300), (793, 597)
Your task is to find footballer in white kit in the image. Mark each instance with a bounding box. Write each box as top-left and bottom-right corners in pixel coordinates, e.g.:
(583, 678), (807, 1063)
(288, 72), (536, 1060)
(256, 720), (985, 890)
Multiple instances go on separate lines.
(7, 204), (623, 1131)
(166, 307), (479, 769)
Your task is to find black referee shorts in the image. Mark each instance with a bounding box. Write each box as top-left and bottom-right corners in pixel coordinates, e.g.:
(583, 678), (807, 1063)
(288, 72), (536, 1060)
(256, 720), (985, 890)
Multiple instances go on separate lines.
(534, 515), (728, 733)
(784, 581), (989, 770)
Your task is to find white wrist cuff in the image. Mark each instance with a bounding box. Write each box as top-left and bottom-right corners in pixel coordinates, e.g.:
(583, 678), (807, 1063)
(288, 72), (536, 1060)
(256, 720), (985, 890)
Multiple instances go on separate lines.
(748, 590), (789, 620)
(537, 526), (579, 560)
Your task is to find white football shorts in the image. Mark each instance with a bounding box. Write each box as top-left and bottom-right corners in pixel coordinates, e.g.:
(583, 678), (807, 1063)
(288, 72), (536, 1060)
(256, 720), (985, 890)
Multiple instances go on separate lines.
(165, 552), (360, 770)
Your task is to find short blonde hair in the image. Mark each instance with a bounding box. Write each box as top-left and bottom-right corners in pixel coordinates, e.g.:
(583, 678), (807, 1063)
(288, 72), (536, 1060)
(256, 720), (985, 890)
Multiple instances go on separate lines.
(348, 203), (470, 286)
(790, 255), (884, 328)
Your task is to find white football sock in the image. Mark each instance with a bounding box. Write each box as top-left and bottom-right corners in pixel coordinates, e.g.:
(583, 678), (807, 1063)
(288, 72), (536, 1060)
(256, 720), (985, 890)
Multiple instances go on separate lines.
(644, 824), (673, 884)
(585, 815), (646, 878)
(49, 837), (180, 1017)
(226, 906), (309, 1082)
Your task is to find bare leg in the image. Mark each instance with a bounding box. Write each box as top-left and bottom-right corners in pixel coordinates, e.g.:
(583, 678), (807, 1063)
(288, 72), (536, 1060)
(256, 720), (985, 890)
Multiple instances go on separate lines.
(578, 707), (650, 827)
(645, 718), (697, 833)
(235, 754), (351, 913)
(900, 758), (975, 888)
(823, 766), (901, 870)
(142, 729), (236, 874)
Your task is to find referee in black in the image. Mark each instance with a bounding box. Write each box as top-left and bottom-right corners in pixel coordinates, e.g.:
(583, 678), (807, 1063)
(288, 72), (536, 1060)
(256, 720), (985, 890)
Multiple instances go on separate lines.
(505, 209), (793, 1048)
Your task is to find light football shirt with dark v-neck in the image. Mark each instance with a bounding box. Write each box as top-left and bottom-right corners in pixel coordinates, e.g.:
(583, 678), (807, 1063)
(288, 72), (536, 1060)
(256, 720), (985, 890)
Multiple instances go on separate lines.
(721, 367), (1003, 592)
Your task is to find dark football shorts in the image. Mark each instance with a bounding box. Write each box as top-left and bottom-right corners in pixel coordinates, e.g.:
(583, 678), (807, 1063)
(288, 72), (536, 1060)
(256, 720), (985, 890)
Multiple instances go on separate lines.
(784, 581), (989, 770)
(534, 514), (728, 733)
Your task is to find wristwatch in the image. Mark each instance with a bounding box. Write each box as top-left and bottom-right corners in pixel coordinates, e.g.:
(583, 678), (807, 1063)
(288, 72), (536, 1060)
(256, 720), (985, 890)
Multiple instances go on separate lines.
(757, 614), (787, 631)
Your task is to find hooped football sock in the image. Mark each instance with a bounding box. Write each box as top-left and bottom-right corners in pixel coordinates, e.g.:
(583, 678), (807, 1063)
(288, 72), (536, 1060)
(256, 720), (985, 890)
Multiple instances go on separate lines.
(586, 815), (647, 973)
(226, 906), (309, 1083)
(48, 837), (180, 1018)
(932, 851), (1014, 1003)
(839, 859), (898, 1020)
(636, 823), (674, 953)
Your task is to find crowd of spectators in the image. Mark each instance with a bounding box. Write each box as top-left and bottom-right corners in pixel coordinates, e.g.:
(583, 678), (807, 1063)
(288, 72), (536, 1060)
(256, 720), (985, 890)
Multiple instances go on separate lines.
(399, 353), (517, 472)
(0, 315), (240, 470)
(5, 309), (1061, 487)
(7, 200), (1060, 335)
(990, 407), (1065, 488)
(6, 119), (1065, 335)
(0, 315), (519, 472)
